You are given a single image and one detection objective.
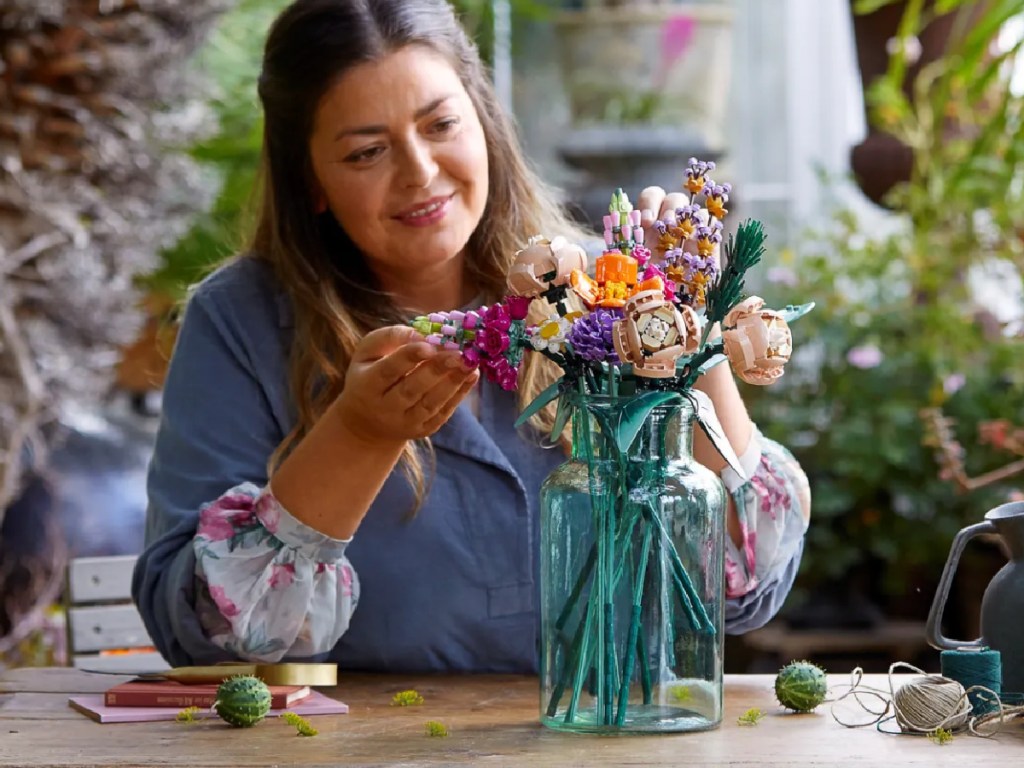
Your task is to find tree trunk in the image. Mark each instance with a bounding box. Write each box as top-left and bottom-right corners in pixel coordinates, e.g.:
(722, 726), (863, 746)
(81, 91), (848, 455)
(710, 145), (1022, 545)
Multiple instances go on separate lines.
(0, 0), (226, 658)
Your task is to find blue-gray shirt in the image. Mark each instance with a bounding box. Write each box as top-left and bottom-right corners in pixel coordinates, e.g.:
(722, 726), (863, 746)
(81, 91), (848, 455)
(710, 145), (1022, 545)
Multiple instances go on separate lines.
(132, 257), (804, 672)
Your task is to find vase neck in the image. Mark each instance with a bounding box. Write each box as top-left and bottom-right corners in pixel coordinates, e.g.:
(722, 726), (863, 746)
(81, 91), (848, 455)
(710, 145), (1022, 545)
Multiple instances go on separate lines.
(570, 400), (695, 462)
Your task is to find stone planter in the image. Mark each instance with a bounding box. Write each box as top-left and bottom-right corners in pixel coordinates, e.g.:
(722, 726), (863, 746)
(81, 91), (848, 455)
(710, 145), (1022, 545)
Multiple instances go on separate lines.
(552, 2), (734, 227)
(555, 3), (734, 138)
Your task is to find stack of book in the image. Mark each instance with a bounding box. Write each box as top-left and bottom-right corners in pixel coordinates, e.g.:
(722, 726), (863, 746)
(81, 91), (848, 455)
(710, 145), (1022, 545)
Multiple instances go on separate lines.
(69, 679), (348, 723)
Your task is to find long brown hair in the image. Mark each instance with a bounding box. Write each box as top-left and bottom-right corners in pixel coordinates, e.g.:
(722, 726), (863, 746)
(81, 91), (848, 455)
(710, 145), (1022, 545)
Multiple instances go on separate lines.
(248, 0), (583, 504)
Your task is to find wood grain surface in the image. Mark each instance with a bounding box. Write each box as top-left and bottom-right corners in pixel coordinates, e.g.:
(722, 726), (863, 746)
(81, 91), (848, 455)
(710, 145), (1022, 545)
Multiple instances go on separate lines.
(1, 667), (1021, 767)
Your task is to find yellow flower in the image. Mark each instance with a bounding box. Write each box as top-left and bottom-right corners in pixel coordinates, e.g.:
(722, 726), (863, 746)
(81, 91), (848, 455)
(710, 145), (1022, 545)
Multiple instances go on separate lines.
(696, 235), (716, 258)
(659, 229), (679, 252)
(706, 195), (728, 220)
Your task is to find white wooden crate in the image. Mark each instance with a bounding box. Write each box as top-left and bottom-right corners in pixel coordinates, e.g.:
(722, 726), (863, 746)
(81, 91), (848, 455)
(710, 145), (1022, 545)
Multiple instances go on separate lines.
(65, 555), (170, 673)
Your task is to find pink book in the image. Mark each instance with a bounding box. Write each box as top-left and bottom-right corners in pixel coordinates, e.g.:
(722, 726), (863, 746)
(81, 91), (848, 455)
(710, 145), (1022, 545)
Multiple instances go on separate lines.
(68, 689), (348, 724)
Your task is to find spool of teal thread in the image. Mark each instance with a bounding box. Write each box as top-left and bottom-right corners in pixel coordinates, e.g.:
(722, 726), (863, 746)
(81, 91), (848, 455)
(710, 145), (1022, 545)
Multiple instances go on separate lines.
(940, 648), (1002, 714)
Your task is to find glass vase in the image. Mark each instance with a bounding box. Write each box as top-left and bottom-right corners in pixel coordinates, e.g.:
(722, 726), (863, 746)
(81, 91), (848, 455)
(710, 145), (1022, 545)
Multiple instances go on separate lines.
(539, 393), (727, 733)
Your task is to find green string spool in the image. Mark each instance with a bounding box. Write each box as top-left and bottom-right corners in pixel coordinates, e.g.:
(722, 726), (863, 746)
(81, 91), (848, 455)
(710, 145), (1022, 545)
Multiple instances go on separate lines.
(940, 648), (1001, 714)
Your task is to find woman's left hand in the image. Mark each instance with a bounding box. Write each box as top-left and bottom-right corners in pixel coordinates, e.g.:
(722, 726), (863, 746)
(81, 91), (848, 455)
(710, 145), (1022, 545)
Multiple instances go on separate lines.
(637, 185), (690, 258)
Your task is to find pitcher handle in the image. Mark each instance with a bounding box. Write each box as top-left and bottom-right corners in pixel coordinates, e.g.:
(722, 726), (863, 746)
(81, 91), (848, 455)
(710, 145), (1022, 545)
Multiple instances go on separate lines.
(925, 521), (997, 651)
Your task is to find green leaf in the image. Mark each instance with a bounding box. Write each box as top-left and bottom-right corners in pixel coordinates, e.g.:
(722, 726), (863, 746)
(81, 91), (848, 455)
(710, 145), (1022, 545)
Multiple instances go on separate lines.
(778, 302), (816, 324)
(514, 378), (562, 428)
(610, 391), (682, 455)
(549, 394), (573, 444)
(582, 391), (683, 459)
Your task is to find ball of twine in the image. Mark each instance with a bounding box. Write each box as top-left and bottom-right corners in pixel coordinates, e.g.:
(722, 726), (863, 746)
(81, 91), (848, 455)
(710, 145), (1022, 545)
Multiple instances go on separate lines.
(892, 674), (972, 733)
(830, 661), (1020, 738)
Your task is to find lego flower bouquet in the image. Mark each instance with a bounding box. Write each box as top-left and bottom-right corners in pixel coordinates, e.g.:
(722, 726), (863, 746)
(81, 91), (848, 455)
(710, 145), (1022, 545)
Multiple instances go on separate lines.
(411, 159), (812, 733)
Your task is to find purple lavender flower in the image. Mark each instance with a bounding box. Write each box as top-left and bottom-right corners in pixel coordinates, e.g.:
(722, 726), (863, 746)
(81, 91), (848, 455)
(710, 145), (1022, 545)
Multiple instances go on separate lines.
(567, 308), (622, 364)
(675, 204), (702, 223)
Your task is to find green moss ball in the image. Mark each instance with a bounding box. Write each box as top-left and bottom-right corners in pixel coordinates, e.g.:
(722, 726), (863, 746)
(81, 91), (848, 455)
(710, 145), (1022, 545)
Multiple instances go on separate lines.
(213, 675), (272, 727)
(774, 660), (828, 713)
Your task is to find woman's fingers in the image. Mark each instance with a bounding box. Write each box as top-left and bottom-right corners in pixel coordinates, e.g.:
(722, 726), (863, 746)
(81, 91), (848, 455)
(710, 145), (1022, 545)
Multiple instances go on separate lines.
(356, 326), (427, 363)
(421, 368), (480, 434)
(658, 192), (690, 222)
(372, 342), (436, 393)
(389, 352), (465, 406)
(637, 185), (666, 219)
(410, 364), (473, 417)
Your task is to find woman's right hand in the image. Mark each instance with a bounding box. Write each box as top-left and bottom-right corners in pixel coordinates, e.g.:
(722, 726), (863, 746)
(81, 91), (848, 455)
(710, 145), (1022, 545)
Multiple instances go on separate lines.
(334, 325), (480, 445)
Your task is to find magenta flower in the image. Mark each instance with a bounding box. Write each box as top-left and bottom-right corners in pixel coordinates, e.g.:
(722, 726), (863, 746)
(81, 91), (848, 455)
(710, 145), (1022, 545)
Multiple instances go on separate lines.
(631, 245), (652, 267)
(505, 295), (532, 321)
(483, 303), (511, 332)
(475, 327), (510, 356)
(484, 357), (519, 391)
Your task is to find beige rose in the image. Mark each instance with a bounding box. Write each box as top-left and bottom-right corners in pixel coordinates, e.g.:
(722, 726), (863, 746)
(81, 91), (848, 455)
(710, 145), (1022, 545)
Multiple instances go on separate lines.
(507, 235), (587, 298)
(613, 290), (700, 379)
(722, 296), (792, 385)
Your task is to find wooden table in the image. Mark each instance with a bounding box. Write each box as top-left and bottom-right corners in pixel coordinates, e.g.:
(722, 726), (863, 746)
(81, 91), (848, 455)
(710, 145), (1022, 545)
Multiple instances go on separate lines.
(1, 667), (1021, 767)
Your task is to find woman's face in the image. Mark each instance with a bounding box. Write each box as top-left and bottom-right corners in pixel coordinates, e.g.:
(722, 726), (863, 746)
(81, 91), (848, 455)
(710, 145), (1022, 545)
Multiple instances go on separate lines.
(309, 46), (489, 300)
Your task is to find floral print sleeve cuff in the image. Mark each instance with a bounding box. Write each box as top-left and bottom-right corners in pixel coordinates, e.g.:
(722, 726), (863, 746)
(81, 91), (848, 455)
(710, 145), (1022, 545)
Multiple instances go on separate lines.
(722, 431), (810, 599)
(191, 482), (359, 662)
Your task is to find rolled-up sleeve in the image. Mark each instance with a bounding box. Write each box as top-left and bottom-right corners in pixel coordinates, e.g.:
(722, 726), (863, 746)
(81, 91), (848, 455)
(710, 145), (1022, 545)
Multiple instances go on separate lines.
(192, 482), (357, 661)
(721, 429), (810, 633)
(131, 278), (357, 666)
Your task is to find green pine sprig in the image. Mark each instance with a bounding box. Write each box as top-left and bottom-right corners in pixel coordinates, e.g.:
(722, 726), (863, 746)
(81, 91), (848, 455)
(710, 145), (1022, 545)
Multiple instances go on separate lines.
(704, 219), (767, 330)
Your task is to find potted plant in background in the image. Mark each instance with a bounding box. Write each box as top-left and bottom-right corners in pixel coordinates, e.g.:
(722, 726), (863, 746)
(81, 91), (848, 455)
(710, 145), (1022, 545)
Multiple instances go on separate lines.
(551, 0), (735, 227)
(846, 0), (984, 207)
(747, 0), (1024, 635)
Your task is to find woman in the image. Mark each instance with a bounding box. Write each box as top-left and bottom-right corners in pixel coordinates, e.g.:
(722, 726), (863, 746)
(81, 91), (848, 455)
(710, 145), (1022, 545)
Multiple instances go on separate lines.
(133, 0), (811, 672)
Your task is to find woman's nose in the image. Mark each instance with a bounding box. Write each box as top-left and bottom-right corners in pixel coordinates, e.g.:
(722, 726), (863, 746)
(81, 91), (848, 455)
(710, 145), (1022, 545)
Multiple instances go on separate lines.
(397, 138), (439, 189)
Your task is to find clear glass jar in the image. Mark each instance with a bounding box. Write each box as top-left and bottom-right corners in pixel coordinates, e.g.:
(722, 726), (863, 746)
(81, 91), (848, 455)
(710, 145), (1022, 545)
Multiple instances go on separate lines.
(539, 394), (727, 733)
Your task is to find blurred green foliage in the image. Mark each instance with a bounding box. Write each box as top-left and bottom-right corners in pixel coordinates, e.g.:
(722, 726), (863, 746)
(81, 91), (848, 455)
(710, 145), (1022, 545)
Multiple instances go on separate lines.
(750, 0), (1024, 597)
(144, 0), (289, 297)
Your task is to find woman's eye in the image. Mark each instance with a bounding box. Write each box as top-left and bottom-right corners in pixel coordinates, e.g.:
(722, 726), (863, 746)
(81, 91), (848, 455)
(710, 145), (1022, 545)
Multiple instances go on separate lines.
(345, 146), (385, 164)
(431, 117), (461, 135)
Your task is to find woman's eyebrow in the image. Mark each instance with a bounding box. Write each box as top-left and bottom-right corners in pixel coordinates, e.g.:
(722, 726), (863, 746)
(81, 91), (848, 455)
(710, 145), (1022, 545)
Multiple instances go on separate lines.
(333, 95), (455, 141)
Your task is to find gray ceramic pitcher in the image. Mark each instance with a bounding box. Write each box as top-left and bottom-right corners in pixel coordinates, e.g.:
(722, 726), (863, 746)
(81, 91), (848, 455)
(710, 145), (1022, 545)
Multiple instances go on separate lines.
(926, 501), (1024, 697)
